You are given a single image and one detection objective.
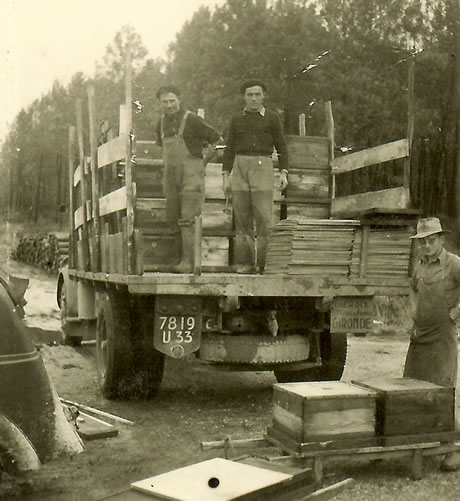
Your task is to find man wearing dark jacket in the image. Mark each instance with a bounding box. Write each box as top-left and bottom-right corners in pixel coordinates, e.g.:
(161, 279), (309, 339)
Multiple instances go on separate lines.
(404, 217), (460, 471)
(156, 86), (221, 272)
(222, 79), (288, 273)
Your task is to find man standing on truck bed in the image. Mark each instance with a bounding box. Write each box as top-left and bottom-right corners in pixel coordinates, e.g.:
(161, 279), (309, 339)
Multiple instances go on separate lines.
(156, 85), (222, 273)
(222, 79), (288, 274)
(403, 217), (460, 471)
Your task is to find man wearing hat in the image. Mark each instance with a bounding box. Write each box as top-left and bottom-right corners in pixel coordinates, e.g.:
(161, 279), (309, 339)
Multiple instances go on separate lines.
(404, 217), (460, 471)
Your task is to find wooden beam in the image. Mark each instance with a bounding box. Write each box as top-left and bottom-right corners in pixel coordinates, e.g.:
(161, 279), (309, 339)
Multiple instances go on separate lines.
(331, 186), (410, 218)
(325, 101), (335, 199)
(119, 104), (129, 136)
(76, 100), (90, 271)
(299, 113), (306, 136)
(331, 139), (409, 175)
(68, 126), (76, 268)
(73, 164), (81, 187)
(124, 45), (135, 274)
(99, 186), (128, 216)
(88, 85), (101, 272)
(97, 135), (126, 168)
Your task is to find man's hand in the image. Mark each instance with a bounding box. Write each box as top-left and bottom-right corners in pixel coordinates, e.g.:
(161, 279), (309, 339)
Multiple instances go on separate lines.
(279, 170), (288, 191)
(222, 172), (231, 196)
(203, 145), (217, 165)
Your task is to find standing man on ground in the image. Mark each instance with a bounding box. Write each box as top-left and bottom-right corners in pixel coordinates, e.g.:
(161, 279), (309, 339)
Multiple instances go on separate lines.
(222, 79), (288, 273)
(403, 217), (460, 471)
(156, 85), (221, 273)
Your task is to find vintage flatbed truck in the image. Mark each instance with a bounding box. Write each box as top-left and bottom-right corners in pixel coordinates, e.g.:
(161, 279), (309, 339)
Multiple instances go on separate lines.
(57, 69), (416, 399)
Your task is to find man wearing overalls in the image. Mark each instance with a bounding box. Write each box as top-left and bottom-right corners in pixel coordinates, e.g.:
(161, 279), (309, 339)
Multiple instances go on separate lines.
(403, 217), (460, 471)
(156, 86), (221, 272)
(222, 79), (288, 273)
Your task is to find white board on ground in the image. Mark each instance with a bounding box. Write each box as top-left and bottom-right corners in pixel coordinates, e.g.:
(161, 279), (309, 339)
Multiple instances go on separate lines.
(130, 457), (292, 500)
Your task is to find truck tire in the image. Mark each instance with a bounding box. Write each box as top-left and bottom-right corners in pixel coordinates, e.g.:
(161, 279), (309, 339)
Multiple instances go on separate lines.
(130, 296), (165, 398)
(96, 290), (134, 399)
(59, 285), (82, 347)
(274, 332), (347, 383)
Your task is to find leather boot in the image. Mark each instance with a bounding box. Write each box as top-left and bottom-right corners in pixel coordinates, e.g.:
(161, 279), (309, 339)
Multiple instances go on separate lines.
(234, 234), (256, 273)
(170, 222), (194, 273)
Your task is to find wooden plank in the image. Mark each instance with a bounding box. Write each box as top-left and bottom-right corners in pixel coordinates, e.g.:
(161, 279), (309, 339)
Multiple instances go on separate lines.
(73, 163), (81, 187)
(97, 135), (126, 168)
(119, 104), (129, 136)
(99, 186), (127, 217)
(202, 237), (229, 267)
(202, 201), (233, 234)
(134, 229), (144, 275)
(286, 203), (330, 220)
(68, 127), (76, 269)
(285, 136), (329, 170)
(124, 48), (135, 274)
(76, 100), (90, 271)
(77, 411), (118, 441)
(135, 140), (162, 160)
(331, 186), (410, 218)
(135, 197), (167, 231)
(331, 139), (409, 175)
(133, 163), (164, 198)
(286, 169), (330, 201)
(122, 217), (128, 275)
(88, 85), (101, 272)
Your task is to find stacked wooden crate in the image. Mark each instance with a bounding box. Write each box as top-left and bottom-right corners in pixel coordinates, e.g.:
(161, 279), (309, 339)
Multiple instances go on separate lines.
(284, 136), (331, 220)
(267, 378), (456, 455)
(350, 226), (413, 278)
(267, 381), (378, 452)
(264, 219), (358, 275)
(353, 377), (456, 445)
(132, 141), (175, 270)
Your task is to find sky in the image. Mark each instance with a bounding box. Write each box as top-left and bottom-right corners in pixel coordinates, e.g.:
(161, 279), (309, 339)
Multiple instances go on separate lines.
(0, 0), (224, 141)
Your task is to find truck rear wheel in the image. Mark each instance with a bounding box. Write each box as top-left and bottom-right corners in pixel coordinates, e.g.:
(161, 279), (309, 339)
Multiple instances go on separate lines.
(274, 332), (347, 383)
(96, 290), (135, 399)
(130, 296), (165, 398)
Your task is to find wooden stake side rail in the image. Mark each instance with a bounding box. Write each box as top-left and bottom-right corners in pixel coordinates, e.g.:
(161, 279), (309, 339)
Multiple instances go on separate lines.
(68, 269), (409, 297)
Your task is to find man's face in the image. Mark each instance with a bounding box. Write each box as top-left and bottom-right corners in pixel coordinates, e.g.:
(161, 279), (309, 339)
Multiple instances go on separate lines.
(159, 92), (181, 115)
(244, 86), (264, 112)
(418, 233), (444, 259)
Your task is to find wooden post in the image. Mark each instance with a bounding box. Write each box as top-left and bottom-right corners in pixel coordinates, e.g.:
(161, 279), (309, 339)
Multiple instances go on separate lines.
(87, 85), (101, 272)
(325, 101), (335, 201)
(193, 215), (202, 276)
(124, 45), (136, 274)
(68, 126), (76, 269)
(456, 0), (460, 241)
(298, 113), (306, 136)
(404, 57), (415, 193)
(76, 100), (90, 271)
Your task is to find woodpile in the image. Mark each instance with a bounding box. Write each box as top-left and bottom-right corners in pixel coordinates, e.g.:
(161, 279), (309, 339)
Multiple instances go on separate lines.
(12, 233), (69, 271)
(264, 219), (358, 275)
(265, 218), (414, 278)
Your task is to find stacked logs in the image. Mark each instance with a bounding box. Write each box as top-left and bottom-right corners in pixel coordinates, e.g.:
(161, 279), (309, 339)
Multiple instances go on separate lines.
(12, 233), (69, 271)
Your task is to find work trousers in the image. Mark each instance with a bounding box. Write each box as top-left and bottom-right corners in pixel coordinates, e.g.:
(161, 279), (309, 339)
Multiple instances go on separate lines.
(231, 155), (274, 268)
(163, 137), (205, 231)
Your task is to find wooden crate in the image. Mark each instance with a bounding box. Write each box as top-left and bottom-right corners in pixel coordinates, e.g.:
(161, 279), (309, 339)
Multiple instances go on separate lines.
(285, 136), (329, 170)
(272, 381), (376, 444)
(286, 203), (330, 220)
(352, 378), (455, 442)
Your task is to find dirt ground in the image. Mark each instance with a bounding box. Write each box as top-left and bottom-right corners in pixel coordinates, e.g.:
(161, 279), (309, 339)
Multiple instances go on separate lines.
(1, 225), (460, 500)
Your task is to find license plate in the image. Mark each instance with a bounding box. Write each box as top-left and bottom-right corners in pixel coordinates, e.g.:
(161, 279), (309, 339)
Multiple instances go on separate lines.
(153, 315), (201, 358)
(331, 297), (376, 334)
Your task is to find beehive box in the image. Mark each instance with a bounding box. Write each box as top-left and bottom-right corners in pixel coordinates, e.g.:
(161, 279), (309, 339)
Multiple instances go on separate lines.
(272, 381), (376, 444)
(353, 377), (455, 442)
